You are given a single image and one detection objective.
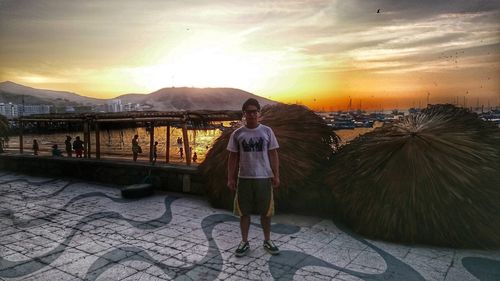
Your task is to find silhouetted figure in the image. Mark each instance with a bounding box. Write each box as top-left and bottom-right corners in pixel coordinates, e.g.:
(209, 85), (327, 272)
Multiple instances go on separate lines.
(192, 151), (198, 163)
(177, 137), (184, 159)
(377, 9), (380, 13)
(179, 147), (184, 159)
(33, 139), (39, 155)
(132, 134), (141, 162)
(152, 141), (158, 164)
(51, 144), (62, 157)
(65, 136), (72, 157)
(73, 136), (84, 158)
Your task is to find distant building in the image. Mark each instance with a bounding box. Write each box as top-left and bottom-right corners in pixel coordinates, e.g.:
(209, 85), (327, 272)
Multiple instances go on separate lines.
(107, 99), (123, 112)
(123, 102), (140, 111)
(0, 103), (19, 118)
(74, 106), (93, 113)
(0, 103), (52, 117)
(21, 104), (51, 116)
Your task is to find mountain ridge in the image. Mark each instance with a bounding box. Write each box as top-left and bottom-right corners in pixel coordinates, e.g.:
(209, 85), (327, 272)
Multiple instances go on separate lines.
(0, 81), (105, 105)
(0, 81), (277, 111)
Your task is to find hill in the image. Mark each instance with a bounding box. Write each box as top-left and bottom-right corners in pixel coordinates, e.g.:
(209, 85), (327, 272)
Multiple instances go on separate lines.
(0, 81), (278, 111)
(0, 81), (104, 105)
(117, 87), (277, 111)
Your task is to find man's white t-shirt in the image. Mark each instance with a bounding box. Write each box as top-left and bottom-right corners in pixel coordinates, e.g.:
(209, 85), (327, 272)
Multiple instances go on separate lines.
(227, 124), (279, 179)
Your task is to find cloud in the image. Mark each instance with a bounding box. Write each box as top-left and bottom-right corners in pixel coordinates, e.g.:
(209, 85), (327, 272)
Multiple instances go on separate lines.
(0, 0), (499, 100)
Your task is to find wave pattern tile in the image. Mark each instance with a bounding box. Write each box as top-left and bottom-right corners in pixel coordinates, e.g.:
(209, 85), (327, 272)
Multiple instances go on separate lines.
(0, 172), (499, 281)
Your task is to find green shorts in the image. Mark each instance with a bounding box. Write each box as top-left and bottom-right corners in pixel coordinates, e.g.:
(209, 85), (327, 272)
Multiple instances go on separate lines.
(234, 178), (274, 217)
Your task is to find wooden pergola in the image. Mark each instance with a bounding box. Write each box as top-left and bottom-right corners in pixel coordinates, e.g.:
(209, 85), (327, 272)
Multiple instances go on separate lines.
(16, 110), (242, 165)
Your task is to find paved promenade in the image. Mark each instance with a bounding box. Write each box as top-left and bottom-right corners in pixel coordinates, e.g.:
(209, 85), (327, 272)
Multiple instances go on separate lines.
(0, 171), (499, 281)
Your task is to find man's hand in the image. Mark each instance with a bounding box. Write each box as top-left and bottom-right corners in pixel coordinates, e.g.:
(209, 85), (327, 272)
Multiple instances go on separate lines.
(227, 178), (237, 191)
(271, 177), (280, 189)
(227, 151), (239, 192)
(268, 149), (280, 189)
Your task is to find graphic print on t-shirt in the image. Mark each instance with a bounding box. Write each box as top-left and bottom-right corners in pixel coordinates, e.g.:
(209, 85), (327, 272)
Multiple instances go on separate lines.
(241, 137), (264, 152)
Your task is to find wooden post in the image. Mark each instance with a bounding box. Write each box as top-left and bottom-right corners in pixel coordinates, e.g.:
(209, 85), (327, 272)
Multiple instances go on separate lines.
(87, 122), (91, 159)
(166, 125), (170, 163)
(182, 121), (191, 166)
(19, 120), (24, 154)
(83, 120), (91, 158)
(95, 122), (100, 159)
(83, 121), (87, 158)
(83, 120), (89, 158)
(149, 122), (155, 162)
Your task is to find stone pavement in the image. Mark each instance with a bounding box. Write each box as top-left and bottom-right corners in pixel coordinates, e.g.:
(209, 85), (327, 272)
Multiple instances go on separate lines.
(0, 171), (499, 281)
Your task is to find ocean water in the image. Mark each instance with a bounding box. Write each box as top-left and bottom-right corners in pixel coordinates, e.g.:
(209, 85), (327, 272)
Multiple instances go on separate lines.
(336, 127), (376, 146)
(4, 126), (376, 163)
(4, 127), (222, 163)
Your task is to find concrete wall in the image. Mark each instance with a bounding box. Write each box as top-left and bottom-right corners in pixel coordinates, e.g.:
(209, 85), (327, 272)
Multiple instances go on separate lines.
(0, 154), (205, 194)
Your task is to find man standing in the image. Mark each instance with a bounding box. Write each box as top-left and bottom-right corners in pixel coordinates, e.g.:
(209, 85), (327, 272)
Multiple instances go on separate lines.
(227, 98), (280, 257)
(73, 136), (84, 158)
(132, 134), (141, 162)
(65, 136), (72, 157)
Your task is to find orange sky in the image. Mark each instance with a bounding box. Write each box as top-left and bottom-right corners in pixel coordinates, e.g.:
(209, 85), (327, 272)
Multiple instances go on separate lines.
(0, 0), (499, 110)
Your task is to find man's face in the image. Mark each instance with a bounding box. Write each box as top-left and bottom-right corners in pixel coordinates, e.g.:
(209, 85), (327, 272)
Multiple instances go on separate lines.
(244, 105), (260, 125)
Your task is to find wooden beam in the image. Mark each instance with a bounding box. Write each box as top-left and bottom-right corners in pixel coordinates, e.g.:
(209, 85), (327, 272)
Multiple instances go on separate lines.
(17, 118), (84, 122)
(149, 122), (155, 163)
(166, 125), (170, 163)
(19, 121), (24, 154)
(95, 117), (184, 123)
(95, 122), (100, 159)
(182, 121), (191, 166)
(16, 110), (242, 124)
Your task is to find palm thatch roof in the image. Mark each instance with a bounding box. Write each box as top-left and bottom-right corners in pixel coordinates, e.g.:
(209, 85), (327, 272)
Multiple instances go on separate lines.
(199, 104), (339, 215)
(326, 104), (500, 248)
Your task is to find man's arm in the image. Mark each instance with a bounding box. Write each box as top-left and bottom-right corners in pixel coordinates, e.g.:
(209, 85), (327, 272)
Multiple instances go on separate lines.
(227, 151), (239, 191)
(268, 149), (280, 188)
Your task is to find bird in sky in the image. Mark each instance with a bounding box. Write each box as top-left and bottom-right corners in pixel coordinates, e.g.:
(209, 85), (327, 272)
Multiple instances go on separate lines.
(377, 9), (380, 13)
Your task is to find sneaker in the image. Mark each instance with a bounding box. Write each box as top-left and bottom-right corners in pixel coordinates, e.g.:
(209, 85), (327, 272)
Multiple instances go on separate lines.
(263, 240), (280, 255)
(235, 241), (250, 257)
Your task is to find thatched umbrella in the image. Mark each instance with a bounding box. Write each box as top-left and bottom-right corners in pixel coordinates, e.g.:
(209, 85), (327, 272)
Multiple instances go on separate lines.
(200, 104), (339, 215)
(326, 104), (500, 248)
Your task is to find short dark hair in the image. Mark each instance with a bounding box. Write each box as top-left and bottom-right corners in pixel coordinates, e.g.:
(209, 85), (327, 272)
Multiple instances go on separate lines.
(242, 98), (261, 112)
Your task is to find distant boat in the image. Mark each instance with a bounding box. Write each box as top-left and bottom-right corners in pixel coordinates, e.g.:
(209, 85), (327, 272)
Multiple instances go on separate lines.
(482, 118), (500, 128)
(479, 109), (500, 128)
(354, 120), (374, 128)
(330, 114), (355, 130)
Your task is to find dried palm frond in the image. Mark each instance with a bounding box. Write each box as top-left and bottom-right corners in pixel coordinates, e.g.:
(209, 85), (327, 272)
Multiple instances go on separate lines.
(200, 104), (339, 215)
(326, 104), (500, 248)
